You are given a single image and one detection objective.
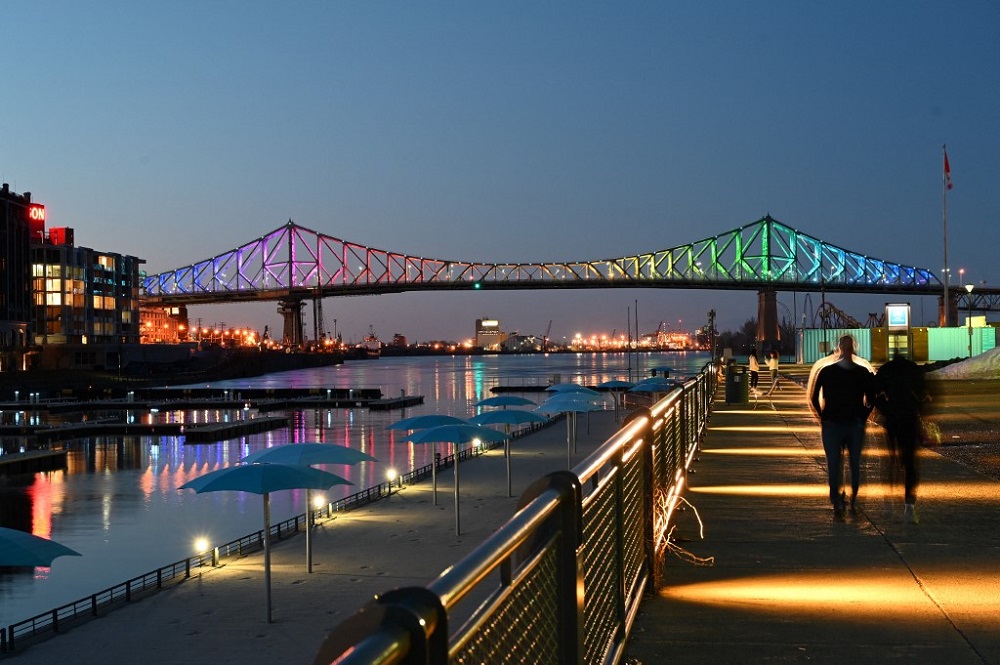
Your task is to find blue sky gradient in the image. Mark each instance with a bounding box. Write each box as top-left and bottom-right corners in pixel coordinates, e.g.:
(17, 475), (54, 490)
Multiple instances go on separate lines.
(4, 2), (998, 342)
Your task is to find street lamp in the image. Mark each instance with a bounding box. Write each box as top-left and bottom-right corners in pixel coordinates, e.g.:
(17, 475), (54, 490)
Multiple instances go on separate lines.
(965, 283), (974, 357)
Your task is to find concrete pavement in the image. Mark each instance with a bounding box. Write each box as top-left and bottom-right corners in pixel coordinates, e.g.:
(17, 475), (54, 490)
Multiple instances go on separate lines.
(624, 379), (1000, 664)
(11, 375), (999, 664)
(7, 411), (622, 664)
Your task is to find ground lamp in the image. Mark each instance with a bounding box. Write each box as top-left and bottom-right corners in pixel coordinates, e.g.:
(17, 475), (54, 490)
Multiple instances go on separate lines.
(469, 409), (549, 496)
(240, 443), (376, 573)
(387, 414), (469, 505)
(179, 463), (351, 623)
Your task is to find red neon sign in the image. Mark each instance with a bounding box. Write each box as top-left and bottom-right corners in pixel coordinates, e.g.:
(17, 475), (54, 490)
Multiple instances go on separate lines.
(27, 204), (46, 222)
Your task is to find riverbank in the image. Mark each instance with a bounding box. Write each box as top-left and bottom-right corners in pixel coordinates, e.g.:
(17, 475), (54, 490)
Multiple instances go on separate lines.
(0, 348), (345, 399)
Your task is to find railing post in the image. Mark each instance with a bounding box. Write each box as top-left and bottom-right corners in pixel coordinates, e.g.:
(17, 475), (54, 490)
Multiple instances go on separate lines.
(517, 470), (585, 664)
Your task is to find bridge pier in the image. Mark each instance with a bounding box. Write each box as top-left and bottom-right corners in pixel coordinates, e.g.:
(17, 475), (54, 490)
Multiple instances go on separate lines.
(756, 289), (780, 353)
(277, 299), (305, 347)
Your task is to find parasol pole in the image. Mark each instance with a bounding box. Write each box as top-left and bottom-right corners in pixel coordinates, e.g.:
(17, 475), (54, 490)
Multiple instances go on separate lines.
(306, 488), (313, 573)
(454, 442), (461, 535)
(263, 492), (273, 623)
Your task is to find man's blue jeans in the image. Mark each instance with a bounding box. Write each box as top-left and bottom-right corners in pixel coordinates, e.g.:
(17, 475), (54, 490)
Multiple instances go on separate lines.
(820, 418), (866, 508)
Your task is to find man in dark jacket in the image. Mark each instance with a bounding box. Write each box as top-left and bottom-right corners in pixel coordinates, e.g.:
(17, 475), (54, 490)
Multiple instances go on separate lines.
(810, 335), (876, 519)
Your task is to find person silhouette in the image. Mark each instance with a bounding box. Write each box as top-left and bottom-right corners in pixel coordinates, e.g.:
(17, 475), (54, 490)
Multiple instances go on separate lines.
(809, 335), (876, 520)
(875, 351), (929, 523)
(748, 350), (760, 395)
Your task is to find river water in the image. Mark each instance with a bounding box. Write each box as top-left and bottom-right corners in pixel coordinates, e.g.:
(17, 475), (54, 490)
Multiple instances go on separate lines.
(0, 351), (709, 626)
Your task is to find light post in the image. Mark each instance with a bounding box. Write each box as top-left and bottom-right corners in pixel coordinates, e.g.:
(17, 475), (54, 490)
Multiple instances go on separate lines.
(965, 283), (974, 357)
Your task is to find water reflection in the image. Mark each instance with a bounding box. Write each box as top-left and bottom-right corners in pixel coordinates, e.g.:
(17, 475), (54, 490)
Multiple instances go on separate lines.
(0, 352), (708, 625)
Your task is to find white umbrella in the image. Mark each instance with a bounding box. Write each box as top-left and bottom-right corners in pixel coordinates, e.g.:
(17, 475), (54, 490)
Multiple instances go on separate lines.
(179, 463), (352, 622)
(469, 409), (550, 496)
(402, 424), (507, 534)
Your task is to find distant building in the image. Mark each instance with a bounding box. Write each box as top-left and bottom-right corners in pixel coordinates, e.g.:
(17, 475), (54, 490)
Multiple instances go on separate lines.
(390, 333), (407, 348)
(501, 334), (543, 352)
(475, 317), (507, 350)
(0, 184), (36, 370)
(139, 305), (189, 344)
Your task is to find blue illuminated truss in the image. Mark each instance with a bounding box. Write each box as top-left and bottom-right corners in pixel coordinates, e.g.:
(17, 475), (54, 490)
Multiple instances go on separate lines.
(142, 215), (941, 304)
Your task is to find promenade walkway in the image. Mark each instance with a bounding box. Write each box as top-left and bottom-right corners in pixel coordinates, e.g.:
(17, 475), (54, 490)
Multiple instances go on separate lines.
(11, 376), (999, 664)
(625, 376), (1000, 664)
(8, 411), (623, 664)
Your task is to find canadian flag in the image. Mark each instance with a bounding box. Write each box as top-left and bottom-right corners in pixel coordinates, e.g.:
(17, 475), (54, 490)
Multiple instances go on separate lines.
(944, 149), (953, 190)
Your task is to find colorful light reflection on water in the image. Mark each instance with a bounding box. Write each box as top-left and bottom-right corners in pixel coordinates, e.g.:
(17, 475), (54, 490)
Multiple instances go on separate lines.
(0, 351), (708, 625)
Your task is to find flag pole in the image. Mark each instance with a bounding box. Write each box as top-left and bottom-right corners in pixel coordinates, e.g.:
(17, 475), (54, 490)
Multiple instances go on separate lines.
(942, 144), (950, 327)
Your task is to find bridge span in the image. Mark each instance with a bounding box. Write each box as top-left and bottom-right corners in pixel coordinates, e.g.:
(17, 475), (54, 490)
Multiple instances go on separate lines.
(141, 214), (998, 342)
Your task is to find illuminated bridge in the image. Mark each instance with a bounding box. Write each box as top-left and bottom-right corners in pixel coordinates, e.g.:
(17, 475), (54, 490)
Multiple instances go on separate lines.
(142, 214), (997, 341)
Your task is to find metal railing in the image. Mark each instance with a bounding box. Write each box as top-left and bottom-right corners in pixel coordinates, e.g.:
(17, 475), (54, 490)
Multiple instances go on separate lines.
(315, 365), (717, 664)
(1, 420), (549, 656)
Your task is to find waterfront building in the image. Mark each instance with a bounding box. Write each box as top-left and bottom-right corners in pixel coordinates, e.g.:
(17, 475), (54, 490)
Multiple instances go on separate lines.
(31, 228), (143, 347)
(0, 184), (39, 371)
(0, 185), (145, 370)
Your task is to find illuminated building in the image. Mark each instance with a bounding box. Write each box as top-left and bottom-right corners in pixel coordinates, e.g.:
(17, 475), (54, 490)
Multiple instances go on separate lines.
(139, 306), (189, 343)
(0, 183), (35, 371)
(475, 318), (507, 351)
(32, 230), (143, 346)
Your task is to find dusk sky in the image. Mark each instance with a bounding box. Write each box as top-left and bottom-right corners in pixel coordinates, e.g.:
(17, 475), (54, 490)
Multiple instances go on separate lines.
(4, 3), (999, 344)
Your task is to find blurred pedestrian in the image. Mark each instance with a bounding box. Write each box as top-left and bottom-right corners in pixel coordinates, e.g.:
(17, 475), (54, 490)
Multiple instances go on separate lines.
(875, 352), (929, 523)
(767, 350), (780, 391)
(809, 335), (876, 520)
(748, 350), (760, 395)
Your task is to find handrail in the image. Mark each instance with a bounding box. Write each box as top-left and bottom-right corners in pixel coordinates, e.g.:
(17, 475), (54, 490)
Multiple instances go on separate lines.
(0, 420), (553, 656)
(315, 364), (718, 665)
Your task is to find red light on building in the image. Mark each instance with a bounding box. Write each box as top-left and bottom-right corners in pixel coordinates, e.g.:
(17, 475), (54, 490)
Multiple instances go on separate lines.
(50, 227), (75, 246)
(27, 204), (46, 222)
(26, 204), (46, 242)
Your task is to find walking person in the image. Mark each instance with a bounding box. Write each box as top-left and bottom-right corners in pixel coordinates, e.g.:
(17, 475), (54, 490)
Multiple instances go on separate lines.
(875, 352), (929, 523)
(766, 350), (780, 392)
(809, 335), (876, 520)
(748, 350), (760, 395)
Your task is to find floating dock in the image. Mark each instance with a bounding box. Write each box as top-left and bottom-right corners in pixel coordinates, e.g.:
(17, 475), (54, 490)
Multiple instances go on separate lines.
(0, 449), (67, 475)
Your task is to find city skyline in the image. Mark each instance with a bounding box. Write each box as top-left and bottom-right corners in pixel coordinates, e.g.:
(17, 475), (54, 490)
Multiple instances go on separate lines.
(4, 3), (998, 342)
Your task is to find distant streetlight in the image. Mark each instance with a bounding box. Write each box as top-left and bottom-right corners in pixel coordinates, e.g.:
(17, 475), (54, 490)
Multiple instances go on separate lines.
(965, 283), (974, 357)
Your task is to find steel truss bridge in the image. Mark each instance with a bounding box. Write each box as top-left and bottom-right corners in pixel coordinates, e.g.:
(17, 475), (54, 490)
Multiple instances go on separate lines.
(142, 214), (998, 324)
